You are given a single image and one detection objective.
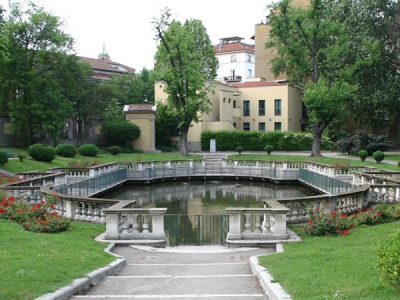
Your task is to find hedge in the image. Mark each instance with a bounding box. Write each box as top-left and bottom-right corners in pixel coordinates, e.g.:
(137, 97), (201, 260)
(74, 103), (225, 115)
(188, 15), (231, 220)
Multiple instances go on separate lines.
(201, 130), (335, 151)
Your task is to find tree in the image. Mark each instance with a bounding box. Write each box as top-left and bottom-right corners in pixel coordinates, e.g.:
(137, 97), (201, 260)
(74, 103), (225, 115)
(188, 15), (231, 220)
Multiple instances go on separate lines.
(155, 101), (179, 148)
(0, 1), (75, 145)
(153, 8), (218, 156)
(266, 0), (358, 156)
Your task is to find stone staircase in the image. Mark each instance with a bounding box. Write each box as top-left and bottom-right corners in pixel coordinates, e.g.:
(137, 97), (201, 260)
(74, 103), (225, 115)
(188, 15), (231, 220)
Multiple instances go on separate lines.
(204, 154), (226, 167)
(69, 246), (271, 300)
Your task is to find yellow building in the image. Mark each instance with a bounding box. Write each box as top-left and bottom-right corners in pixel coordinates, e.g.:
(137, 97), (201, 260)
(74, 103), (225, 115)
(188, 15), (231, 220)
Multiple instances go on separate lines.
(155, 79), (303, 152)
(254, 0), (309, 80)
(123, 104), (157, 151)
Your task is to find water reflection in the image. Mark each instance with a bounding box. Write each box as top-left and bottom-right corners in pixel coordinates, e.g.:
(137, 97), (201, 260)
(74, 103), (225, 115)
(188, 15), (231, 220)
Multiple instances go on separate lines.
(101, 181), (319, 214)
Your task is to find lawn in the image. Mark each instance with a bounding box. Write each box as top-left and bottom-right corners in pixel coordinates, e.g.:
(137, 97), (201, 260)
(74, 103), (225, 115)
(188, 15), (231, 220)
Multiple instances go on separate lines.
(0, 219), (115, 300)
(259, 223), (400, 300)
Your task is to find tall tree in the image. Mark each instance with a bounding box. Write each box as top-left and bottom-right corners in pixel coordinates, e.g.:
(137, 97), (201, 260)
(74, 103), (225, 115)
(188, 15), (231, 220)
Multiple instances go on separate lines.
(153, 8), (218, 155)
(266, 0), (357, 156)
(0, 1), (74, 145)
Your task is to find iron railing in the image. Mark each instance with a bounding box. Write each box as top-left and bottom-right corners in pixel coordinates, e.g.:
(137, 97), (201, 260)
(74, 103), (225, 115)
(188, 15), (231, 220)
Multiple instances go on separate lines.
(299, 168), (353, 194)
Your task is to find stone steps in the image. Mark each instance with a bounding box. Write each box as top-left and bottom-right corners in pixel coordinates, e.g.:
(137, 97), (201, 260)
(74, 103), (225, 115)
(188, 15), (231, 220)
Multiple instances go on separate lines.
(69, 246), (271, 300)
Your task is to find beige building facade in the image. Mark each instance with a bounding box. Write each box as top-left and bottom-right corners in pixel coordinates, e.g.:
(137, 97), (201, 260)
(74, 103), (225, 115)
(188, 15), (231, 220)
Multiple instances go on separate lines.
(155, 79), (303, 152)
(123, 104), (157, 151)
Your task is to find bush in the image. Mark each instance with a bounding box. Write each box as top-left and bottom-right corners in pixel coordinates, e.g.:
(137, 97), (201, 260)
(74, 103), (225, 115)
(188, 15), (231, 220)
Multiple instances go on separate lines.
(373, 151), (385, 163)
(264, 145), (274, 155)
(17, 154), (26, 162)
(337, 131), (393, 155)
(0, 151), (9, 165)
(377, 230), (400, 292)
(236, 146), (243, 155)
(108, 146), (121, 155)
(56, 144), (77, 158)
(77, 144), (99, 157)
(101, 121), (141, 146)
(358, 150), (368, 161)
(27, 144), (56, 162)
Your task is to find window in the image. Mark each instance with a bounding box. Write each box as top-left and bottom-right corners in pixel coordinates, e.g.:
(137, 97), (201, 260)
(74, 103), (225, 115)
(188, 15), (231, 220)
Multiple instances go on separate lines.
(247, 55), (251, 62)
(259, 122), (265, 131)
(247, 69), (252, 77)
(259, 100), (265, 116)
(233, 100), (237, 108)
(275, 99), (281, 115)
(243, 123), (250, 131)
(243, 100), (250, 116)
(231, 55), (236, 62)
(230, 69), (236, 77)
(274, 122), (281, 131)
(233, 122), (237, 129)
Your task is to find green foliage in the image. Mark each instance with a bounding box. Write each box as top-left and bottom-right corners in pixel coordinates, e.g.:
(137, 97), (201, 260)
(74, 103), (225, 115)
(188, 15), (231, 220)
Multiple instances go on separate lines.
(201, 130), (335, 151)
(27, 143), (56, 162)
(377, 229), (400, 292)
(17, 154), (25, 162)
(55, 144), (77, 158)
(236, 146), (243, 155)
(358, 150), (368, 161)
(101, 121), (141, 146)
(373, 151), (385, 163)
(0, 151), (8, 165)
(0, 2), (76, 145)
(264, 145), (274, 155)
(108, 146), (121, 155)
(337, 131), (394, 155)
(77, 144), (99, 157)
(154, 8), (218, 155)
(155, 101), (179, 148)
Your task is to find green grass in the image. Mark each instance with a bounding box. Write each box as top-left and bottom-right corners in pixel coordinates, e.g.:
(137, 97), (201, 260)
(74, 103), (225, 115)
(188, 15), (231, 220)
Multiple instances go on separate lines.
(0, 219), (115, 300)
(259, 223), (400, 300)
(0, 148), (202, 173)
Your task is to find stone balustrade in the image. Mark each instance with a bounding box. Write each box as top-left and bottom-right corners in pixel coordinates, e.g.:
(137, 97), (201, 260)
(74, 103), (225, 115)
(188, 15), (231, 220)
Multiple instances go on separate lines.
(102, 201), (167, 246)
(48, 163), (120, 178)
(225, 199), (290, 246)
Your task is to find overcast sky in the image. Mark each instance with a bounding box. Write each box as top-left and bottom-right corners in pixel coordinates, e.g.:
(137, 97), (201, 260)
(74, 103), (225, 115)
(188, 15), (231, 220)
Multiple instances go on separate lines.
(0, 0), (273, 71)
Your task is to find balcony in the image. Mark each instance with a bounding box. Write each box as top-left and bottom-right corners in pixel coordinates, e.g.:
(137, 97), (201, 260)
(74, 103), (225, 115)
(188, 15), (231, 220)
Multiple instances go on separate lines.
(223, 75), (242, 82)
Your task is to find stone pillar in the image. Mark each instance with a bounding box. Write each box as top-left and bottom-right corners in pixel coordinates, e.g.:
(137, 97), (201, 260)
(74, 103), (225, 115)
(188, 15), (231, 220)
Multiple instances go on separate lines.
(64, 200), (77, 219)
(270, 212), (287, 235)
(105, 213), (120, 240)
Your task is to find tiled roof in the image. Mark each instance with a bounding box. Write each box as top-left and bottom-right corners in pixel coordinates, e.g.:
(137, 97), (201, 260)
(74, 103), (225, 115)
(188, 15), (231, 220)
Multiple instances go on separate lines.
(230, 81), (283, 88)
(125, 104), (155, 112)
(213, 42), (254, 54)
(79, 56), (136, 74)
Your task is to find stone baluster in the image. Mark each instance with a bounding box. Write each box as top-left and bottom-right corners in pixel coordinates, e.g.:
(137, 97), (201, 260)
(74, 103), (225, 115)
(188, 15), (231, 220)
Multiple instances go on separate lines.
(86, 203), (93, 220)
(243, 213), (252, 233)
(262, 213), (271, 233)
(253, 213), (262, 234)
(74, 203), (82, 220)
(81, 202), (87, 219)
(131, 214), (139, 233)
(142, 215), (150, 234)
(376, 187), (384, 202)
(93, 205), (100, 221)
(121, 215), (129, 234)
(100, 206), (106, 223)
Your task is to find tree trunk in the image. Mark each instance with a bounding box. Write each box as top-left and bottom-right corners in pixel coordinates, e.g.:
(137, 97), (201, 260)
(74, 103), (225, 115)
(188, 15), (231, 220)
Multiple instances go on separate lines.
(388, 113), (400, 147)
(179, 127), (189, 156)
(310, 122), (324, 157)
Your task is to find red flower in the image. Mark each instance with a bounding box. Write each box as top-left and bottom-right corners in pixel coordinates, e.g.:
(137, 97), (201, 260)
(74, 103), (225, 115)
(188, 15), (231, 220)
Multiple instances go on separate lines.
(377, 211), (381, 215)
(332, 211), (337, 216)
(0, 208), (6, 213)
(8, 196), (15, 201)
(341, 230), (350, 236)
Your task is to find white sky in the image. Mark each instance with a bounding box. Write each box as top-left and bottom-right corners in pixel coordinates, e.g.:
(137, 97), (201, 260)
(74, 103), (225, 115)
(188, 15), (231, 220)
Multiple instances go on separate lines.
(0, 0), (273, 71)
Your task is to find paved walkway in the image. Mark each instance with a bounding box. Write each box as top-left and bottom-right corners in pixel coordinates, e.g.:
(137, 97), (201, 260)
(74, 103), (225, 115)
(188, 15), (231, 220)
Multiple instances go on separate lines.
(70, 245), (274, 300)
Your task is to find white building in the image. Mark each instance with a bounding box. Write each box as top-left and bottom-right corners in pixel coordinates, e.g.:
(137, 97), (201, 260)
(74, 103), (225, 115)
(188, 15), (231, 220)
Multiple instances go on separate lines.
(214, 37), (255, 84)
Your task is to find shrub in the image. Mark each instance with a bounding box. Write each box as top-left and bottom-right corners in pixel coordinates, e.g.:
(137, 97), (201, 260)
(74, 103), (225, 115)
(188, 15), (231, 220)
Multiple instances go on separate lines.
(0, 151), (9, 165)
(337, 131), (393, 155)
(377, 230), (400, 292)
(358, 150), (368, 161)
(17, 154), (26, 162)
(101, 121), (141, 146)
(108, 146), (121, 155)
(236, 146), (243, 155)
(373, 151), (385, 163)
(56, 144), (77, 158)
(77, 144), (99, 157)
(264, 145), (274, 155)
(299, 209), (353, 237)
(27, 144), (56, 162)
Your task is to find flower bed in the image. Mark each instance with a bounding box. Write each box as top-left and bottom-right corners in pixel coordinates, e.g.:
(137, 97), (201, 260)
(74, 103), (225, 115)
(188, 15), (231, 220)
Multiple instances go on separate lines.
(299, 204), (400, 237)
(0, 190), (70, 233)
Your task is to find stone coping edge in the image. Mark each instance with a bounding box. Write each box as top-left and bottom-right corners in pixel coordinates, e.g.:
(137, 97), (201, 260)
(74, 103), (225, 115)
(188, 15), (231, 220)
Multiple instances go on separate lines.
(35, 243), (125, 300)
(249, 230), (299, 300)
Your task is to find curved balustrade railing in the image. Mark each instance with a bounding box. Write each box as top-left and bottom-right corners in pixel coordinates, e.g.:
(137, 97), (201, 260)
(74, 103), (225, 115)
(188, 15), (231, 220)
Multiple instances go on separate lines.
(3, 159), (400, 245)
